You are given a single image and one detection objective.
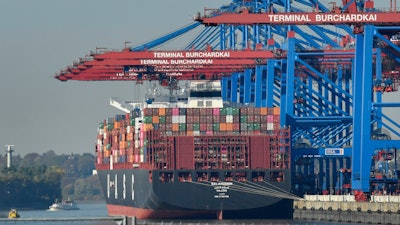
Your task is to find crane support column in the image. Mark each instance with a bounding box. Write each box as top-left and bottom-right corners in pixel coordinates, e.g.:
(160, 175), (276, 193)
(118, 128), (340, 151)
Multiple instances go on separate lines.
(231, 73), (239, 103)
(375, 48), (383, 129)
(351, 25), (374, 193)
(243, 69), (252, 104)
(266, 60), (275, 108)
(221, 77), (229, 101)
(282, 31), (296, 126)
(254, 65), (264, 107)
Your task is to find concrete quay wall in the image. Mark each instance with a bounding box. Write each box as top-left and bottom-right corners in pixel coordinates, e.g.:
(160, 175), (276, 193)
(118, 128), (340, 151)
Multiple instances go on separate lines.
(293, 195), (400, 224)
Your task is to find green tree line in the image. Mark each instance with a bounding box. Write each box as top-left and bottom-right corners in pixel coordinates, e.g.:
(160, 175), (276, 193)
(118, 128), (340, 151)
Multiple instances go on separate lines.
(0, 150), (103, 209)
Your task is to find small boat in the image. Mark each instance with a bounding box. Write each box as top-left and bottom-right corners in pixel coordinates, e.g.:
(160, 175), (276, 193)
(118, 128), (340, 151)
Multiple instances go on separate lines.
(49, 199), (79, 211)
(8, 209), (20, 218)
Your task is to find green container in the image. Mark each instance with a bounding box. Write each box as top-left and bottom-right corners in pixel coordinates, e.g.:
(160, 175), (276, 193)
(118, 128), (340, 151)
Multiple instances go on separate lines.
(226, 107), (233, 115)
(179, 124), (186, 132)
(107, 124), (114, 130)
(247, 123), (254, 131)
(130, 118), (135, 126)
(240, 116), (248, 123)
(219, 108), (226, 115)
(193, 123), (200, 131)
(143, 116), (152, 124)
(98, 123), (104, 129)
(253, 123), (261, 131)
(213, 123), (220, 131)
(159, 116), (166, 124)
(232, 108), (240, 115)
(127, 141), (131, 148)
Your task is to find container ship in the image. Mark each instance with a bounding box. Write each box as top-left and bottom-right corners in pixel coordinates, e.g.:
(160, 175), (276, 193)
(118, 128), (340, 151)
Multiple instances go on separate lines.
(95, 81), (295, 219)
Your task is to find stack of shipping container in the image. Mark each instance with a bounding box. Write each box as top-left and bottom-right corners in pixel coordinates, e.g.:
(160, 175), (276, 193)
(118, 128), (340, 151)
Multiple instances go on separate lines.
(95, 106), (290, 170)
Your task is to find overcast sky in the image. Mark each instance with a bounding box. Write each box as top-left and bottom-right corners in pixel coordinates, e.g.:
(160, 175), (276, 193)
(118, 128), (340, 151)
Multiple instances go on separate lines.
(0, 1), (398, 156)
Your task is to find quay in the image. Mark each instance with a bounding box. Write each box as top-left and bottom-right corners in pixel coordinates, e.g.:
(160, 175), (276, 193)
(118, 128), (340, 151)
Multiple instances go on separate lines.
(294, 195), (400, 224)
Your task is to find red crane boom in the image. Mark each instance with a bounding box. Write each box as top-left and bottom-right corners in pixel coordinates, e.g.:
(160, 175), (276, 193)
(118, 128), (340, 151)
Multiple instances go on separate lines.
(197, 8), (400, 26)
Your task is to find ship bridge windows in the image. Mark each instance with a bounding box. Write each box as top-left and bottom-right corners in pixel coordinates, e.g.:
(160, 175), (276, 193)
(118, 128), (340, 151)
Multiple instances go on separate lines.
(270, 171), (284, 182)
(252, 171), (265, 182)
(178, 172), (192, 182)
(169, 97), (177, 102)
(190, 91), (221, 98)
(159, 172), (174, 183)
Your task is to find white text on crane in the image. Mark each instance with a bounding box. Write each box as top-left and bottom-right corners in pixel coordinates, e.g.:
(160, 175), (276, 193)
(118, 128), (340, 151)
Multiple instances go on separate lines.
(267, 13), (377, 23)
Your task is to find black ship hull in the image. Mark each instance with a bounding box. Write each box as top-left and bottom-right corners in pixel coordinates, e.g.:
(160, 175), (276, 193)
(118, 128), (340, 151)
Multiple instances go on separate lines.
(97, 169), (292, 219)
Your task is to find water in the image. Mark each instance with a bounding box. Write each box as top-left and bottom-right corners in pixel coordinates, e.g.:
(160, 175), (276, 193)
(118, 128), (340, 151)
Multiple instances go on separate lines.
(0, 202), (361, 225)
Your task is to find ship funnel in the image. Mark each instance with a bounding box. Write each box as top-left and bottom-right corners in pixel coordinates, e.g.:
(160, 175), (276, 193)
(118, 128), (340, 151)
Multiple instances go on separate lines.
(5, 145), (14, 168)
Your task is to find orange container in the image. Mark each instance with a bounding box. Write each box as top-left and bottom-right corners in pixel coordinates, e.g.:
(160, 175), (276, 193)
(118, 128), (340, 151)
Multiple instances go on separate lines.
(143, 124), (153, 131)
(172, 123), (179, 131)
(128, 154), (134, 163)
(120, 141), (126, 149)
(273, 107), (280, 115)
(152, 116), (159, 124)
(220, 123), (227, 131)
(260, 107), (268, 115)
(159, 108), (166, 116)
(126, 132), (133, 141)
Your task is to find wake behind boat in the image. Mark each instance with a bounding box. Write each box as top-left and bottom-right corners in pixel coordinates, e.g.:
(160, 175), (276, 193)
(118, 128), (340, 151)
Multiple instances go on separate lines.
(48, 199), (79, 211)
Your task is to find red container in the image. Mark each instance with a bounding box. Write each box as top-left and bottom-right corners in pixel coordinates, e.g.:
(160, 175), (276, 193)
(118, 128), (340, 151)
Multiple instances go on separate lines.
(213, 108), (220, 116)
(249, 136), (271, 169)
(172, 108), (179, 116)
(174, 136), (194, 169)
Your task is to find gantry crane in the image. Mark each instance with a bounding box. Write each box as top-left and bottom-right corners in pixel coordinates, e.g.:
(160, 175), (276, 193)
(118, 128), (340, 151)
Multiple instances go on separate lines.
(56, 0), (400, 199)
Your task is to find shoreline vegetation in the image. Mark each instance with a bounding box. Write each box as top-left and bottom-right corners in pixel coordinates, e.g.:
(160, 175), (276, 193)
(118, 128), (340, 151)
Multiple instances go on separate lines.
(0, 150), (103, 210)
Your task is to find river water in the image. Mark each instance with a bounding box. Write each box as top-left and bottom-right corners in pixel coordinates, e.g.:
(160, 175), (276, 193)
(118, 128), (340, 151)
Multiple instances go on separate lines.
(0, 201), (361, 225)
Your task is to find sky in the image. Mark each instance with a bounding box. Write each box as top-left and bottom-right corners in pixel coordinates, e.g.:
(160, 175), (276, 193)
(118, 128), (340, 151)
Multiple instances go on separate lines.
(0, 0), (230, 156)
(0, 0), (398, 156)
